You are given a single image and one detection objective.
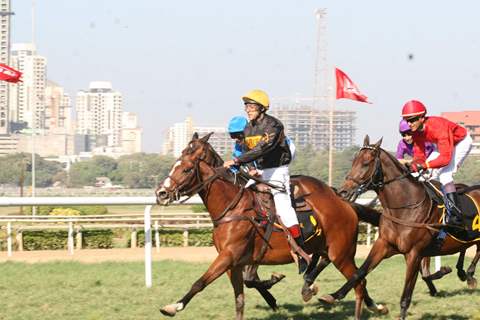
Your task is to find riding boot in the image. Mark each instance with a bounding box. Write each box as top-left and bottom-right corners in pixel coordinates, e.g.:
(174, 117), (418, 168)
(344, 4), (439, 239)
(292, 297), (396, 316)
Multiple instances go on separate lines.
(444, 192), (463, 228)
(288, 225), (310, 274)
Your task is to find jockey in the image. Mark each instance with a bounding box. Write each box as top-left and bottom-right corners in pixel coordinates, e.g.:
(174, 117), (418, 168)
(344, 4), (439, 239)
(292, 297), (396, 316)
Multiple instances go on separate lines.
(224, 89), (308, 273)
(227, 116), (249, 173)
(227, 116), (296, 173)
(401, 100), (473, 229)
(396, 119), (434, 164)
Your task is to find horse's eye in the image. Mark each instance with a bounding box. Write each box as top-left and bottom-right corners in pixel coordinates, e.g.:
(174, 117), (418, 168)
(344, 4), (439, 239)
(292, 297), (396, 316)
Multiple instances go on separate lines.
(183, 168), (193, 173)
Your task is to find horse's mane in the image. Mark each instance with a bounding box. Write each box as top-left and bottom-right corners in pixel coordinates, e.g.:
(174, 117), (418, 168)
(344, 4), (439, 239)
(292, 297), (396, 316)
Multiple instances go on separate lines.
(378, 147), (418, 184)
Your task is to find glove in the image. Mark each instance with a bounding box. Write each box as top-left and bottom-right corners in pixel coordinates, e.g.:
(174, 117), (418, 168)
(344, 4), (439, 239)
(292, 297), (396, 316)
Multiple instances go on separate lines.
(411, 160), (427, 173)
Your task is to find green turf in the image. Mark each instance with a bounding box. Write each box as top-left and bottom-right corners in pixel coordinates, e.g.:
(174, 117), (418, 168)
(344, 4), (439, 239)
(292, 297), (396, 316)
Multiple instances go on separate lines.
(0, 256), (477, 319)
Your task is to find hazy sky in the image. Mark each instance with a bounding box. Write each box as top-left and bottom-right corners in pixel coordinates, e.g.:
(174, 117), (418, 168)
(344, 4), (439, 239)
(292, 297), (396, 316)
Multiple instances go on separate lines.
(11, 1), (480, 152)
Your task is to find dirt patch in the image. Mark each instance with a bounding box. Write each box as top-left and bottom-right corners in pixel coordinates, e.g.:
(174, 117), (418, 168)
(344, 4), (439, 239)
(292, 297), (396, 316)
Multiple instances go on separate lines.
(0, 245), (475, 264)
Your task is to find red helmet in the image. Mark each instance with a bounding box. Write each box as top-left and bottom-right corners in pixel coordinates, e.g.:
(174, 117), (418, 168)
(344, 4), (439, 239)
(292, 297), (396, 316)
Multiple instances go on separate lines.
(401, 100), (427, 118)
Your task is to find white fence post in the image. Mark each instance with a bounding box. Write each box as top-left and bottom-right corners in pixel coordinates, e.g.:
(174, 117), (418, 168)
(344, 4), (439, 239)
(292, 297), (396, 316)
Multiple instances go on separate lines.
(68, 221), (74, 255)
(76, 227), (83, 250)
(366, 224), (372, 246)
(144, 205), (152, 288)
(183, 229), (189, 247)
(16, 229), (23, 251)
(7, 222), (12, 257)
(131, 228), (137, 248)
(154, 220), (160, 253)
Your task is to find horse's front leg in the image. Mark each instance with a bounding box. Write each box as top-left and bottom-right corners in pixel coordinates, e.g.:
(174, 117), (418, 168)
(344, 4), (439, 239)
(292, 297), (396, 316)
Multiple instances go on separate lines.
(230, 266), (245, 320)
(399, 252), (422, 320)
(302, 254), (329, 302)
(320, 238), (392, 303)
(420, 257), (437, 296)
(456, 249), (467, 281)
(160, 251), (234, 317)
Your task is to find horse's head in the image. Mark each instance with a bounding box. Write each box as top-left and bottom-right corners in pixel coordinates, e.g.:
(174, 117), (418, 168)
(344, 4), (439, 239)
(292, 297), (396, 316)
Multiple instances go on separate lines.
(339, 135), (384, 201)
(155, 132), (222, 205)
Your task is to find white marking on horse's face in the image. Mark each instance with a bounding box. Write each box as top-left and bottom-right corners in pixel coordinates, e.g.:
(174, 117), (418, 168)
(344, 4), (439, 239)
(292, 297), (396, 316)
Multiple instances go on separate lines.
(163, 160), (181, 188)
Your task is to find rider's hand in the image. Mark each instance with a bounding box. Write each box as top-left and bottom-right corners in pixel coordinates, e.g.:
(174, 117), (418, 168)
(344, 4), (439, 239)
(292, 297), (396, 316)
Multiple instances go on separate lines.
(411, 160), (427, 173)
(223, 160), (236, 168)
(248, 169), (260, 176)
(398, 159), (412, 165)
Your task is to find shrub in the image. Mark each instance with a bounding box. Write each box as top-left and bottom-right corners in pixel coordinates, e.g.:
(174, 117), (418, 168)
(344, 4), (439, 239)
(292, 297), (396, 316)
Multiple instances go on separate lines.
(49, 208), (81, 216)
(82, 230), (114, 249)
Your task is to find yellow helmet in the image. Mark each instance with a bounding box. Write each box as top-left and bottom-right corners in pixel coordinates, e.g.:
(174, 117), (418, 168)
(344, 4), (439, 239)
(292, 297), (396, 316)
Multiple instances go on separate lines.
(242, 89), (270, 110)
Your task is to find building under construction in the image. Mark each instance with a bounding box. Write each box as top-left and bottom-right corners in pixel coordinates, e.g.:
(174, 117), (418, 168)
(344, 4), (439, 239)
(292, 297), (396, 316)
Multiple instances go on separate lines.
(270, 105), (356, 151)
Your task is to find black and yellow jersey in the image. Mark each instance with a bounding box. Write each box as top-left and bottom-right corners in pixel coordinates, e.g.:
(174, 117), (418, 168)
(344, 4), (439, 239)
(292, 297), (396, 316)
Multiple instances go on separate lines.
(235, 114), (291, 169)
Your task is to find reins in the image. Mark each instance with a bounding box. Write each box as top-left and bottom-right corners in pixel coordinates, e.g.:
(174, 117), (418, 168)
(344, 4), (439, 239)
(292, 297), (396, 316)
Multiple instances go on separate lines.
(347, 145), (446, 231)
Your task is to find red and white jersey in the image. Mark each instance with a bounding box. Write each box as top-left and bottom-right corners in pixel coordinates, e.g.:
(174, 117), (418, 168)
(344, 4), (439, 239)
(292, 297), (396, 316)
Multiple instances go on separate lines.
(412, 116), (467, 169)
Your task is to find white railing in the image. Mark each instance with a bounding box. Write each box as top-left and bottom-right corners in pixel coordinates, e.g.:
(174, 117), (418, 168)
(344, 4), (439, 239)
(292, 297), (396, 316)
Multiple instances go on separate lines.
(0, 197), (160, 288)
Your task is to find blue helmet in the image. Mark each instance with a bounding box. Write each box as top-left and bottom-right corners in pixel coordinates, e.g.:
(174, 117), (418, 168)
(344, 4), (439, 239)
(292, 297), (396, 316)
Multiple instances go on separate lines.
(228, 116), (248, 133)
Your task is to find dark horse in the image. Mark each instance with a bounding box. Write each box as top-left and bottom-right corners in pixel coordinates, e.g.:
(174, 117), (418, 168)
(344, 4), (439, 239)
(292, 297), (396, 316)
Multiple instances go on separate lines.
(155, 133), (387, 319)
(320, 136), (480, 319)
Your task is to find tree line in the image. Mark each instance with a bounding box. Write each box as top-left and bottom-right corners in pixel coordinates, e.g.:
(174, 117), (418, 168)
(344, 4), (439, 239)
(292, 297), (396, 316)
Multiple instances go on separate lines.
(0, 149), (478, 189)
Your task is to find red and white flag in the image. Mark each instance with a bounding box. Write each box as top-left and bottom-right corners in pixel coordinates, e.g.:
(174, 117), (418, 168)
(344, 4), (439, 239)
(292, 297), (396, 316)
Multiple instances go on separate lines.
(335, 68), (370, 103)
(0, 63), (22, 83)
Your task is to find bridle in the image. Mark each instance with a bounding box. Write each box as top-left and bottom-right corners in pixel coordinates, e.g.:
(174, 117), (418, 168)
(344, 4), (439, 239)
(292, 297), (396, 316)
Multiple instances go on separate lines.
(344, 145), (411, 203)
(161, 141), (224, 203)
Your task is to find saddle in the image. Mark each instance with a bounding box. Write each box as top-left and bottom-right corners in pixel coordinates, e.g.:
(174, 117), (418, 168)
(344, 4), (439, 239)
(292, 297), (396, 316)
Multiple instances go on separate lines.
(249, 177), (322, 244)
(424, 181), (480, 242)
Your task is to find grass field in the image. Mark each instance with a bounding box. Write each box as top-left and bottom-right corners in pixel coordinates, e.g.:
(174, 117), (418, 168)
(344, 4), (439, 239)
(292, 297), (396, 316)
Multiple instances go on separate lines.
(0, 256), (478, 320)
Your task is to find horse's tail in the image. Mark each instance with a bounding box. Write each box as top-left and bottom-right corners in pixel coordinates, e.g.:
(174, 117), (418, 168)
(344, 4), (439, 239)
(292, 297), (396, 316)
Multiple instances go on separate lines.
(349, 202), (381, 227)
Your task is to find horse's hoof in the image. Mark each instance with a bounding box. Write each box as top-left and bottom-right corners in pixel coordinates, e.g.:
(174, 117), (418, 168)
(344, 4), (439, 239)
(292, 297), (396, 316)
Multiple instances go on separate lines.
(271, 272), (285, 282)
(467, 278), (477, 289)
(302, 283), (319, 302)
(429, 290), (438, 297)
(440, 266), (452, 274)
(160, 306), (177, 317)
(160, 303), (183, 317)
(376, 304), (389, 315)
(319, 294), (336, 305)
(458, 271), (467, 282)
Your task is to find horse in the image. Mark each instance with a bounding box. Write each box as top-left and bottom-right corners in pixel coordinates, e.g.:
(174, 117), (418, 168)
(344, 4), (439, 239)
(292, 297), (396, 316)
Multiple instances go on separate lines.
(320, 135), (480, 319)
(368, 199), (479, 296)
(155, 132), (387, 320)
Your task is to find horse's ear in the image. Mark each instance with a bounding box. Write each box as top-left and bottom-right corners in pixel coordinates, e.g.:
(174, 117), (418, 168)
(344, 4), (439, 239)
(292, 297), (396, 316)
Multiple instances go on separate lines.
(200, 132), (214, 142)
(363, 135), (370, 146)
(192, 132), (199, 140)
(374, 137), (383, 149)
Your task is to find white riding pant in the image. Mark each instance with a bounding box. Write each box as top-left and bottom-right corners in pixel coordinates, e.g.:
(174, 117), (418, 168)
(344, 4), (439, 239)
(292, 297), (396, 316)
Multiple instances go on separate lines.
(428, 134), (472, 185)
(260, 165), (299, 228)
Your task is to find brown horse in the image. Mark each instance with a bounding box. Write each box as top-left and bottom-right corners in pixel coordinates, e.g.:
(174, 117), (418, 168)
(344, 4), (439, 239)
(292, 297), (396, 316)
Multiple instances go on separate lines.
(155, 133), (387, 319)
(320, 136), (480, 319)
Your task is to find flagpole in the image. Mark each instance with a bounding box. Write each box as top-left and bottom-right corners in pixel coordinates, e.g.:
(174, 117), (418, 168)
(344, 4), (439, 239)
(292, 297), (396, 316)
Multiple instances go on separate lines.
(327, 72), (335, 186)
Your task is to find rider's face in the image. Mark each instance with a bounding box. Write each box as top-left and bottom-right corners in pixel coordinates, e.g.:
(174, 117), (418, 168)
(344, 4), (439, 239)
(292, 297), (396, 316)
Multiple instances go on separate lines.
(244, 103), (261, 121)
(405, 116), (424, 132)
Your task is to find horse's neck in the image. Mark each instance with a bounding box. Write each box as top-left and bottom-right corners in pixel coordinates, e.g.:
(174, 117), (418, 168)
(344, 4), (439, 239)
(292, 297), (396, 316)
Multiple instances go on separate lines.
(377, 151), (428, 215)
(197, 162), (244, 218)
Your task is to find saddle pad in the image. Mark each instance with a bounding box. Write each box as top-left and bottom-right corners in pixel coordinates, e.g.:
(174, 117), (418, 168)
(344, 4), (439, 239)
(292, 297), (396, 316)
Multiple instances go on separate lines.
(446, 194), (480, 242)
(297, 210), (322, 242)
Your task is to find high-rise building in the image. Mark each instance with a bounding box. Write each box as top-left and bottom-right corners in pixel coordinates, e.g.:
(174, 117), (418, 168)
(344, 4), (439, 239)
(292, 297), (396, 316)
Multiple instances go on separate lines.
(0, 0), (12, 134)
(121, 111), (142, 154)
(76, 81), (123, 148)
(9, 43), (47, 129)
(194, 126), (231, 157)
(441, 110), (480, 155)
(270, 105), (356, 150)
(45, 80), (72, 133)
(162, 117), (231, 157)
(162, 117), (194, 157)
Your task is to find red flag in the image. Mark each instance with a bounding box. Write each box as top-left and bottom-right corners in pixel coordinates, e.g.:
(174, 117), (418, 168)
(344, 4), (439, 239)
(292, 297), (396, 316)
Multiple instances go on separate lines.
(0, 63), (22, 83)
(335, 68), (370, 103)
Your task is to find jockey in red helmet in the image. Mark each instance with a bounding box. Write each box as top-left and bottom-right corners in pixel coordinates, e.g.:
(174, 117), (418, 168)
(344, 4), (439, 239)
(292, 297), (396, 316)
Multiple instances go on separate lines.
(401, 100), (473, 229)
